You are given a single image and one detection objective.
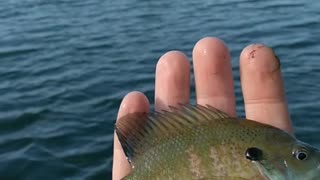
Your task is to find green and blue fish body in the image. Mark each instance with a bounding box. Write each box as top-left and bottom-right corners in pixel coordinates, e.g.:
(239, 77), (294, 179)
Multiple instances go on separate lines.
(115, 105), (320, 180)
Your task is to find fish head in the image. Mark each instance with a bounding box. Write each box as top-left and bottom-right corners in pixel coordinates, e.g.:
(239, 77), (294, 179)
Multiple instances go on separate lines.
(252, 138), (320, 180)
(284, 141), (320, 179)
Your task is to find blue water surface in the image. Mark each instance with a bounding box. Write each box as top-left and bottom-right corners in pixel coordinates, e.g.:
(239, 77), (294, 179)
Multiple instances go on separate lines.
(0, 0), (320, 179)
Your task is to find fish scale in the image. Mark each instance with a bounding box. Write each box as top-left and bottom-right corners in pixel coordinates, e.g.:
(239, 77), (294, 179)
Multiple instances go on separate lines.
(115, 105), (320, 180)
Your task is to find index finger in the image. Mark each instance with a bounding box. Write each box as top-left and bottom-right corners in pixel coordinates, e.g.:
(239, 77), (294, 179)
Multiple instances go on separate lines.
(240, 44), (293, 133)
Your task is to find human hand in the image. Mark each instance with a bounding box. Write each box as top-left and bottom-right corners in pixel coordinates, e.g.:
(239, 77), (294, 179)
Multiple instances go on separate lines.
(112, 37), (293, 180)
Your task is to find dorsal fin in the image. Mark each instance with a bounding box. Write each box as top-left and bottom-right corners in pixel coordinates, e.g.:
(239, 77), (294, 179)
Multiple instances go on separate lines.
(115, 104), (230, 167)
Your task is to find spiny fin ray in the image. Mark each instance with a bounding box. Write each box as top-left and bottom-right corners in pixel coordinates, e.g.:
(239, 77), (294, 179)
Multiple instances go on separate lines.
(115, 104), (231, 166)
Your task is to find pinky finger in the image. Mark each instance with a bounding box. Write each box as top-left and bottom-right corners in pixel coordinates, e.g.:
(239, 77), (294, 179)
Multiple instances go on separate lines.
(112, 91), (149, 180)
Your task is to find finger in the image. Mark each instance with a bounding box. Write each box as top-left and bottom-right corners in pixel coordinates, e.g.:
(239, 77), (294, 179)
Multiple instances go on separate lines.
(155, 51), (190, 111)
(240, 44), (293, 133)
(192, 37), (236, 116)
(113, 91), (149, 180)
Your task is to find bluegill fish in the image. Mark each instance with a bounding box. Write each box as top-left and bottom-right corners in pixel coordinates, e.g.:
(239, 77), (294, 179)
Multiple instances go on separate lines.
(115, 105), (320, 180)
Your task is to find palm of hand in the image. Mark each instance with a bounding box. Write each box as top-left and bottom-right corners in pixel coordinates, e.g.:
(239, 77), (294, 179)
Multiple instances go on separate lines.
(112, 37), (292, 180)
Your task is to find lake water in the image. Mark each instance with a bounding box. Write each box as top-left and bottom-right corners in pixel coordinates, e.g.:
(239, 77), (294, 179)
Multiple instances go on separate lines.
(0, 0), (320, 179)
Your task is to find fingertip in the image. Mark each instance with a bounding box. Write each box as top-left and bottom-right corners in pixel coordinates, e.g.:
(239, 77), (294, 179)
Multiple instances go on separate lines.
(117, 91), (150, 119)
(155, 51), (190, 111)
(194, 37), (227, 48)
(193, 37), (229, 64)
(240, 44), (285, 102)
(156, 51), (190, 77)
(240, 44), (280, 73)
(156, 51), (190, 72)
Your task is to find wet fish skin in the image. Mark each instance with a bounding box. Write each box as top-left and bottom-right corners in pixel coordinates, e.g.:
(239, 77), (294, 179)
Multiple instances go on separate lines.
(115, 105), (320, 180)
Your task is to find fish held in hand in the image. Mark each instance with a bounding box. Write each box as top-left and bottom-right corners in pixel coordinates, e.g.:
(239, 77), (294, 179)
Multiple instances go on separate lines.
(115, 105), (320, 180)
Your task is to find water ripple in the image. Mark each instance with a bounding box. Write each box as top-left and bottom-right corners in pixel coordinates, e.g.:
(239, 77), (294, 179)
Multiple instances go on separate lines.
(0, 0), (320, 179)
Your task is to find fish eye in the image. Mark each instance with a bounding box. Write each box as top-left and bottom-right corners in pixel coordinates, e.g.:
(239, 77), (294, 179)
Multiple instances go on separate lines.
(293, 149), (308, 161)
(245, 147), (263, 161)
